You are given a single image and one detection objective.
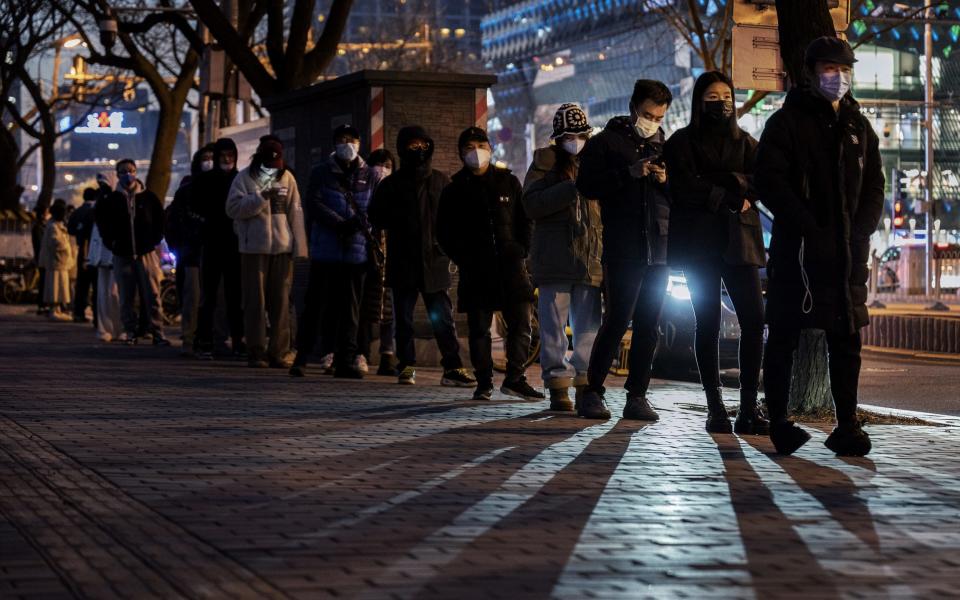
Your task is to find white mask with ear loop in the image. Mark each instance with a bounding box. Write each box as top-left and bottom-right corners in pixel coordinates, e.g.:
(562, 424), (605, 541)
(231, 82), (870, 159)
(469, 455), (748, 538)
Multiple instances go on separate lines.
(464, 148), (491, 170)
(561, 138), (586, 156)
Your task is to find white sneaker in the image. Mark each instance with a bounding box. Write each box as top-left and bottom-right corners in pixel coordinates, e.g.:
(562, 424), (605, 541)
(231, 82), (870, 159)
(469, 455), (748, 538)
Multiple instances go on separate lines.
(353, 354), (369, 374)
(318, 353), (334, 373)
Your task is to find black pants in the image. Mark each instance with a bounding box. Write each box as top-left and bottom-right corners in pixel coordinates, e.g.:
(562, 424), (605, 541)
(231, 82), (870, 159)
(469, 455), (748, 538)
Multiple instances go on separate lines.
(763, 325), (862, 426)
(587, 262), (669, 395)
(295, 261), (366, 368)
(684, 262), (764, 393)
(197, 246), (244, 351)
(393, 287), (463, 372)
(467, 302), (533, 385)
(37, 267), (47, 309)
(73, 252), (95, 320)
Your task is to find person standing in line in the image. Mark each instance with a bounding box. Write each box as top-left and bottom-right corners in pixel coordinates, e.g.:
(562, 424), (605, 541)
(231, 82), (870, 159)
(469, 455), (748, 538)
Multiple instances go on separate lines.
(437, 126), (544, 401)
(522, 104), (603, 411)
(67, 187), (99, 323)
(86, 214), (121, 342)
(368, 126), (475, 388)
(95, 159), (169, 345)
(165, 145), (214, 358)
(357, 148), (398, 376)
(31, 205), (49, 315)
(38, 199), (76, 321)
(226, 135), (307, 368)
(194, 138), (246, 359)
(575, 79), (673, 420)
(755, 37), (884, 457)
(664, 71), (769, 435)
(291, 125), (374, 378)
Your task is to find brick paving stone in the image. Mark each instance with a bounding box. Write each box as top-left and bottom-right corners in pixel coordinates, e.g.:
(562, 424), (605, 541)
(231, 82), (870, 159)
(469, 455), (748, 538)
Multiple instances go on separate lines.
(1, 305), (960, 599)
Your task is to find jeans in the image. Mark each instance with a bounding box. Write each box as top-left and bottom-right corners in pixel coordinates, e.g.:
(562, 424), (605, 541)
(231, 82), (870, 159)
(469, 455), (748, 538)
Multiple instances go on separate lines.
(684, 262), (764, 394)
(763, 325), (862, 426)
(467, 302), (533, 385)
(393, 287), (463, 371)
(197, 246), (244, 351)
(538, 283), (602, 389)
(295, 261), (367, 368)
(240, 253), (293, 361)
(587, 262), (669, 395)
(113, 252), (165, 338)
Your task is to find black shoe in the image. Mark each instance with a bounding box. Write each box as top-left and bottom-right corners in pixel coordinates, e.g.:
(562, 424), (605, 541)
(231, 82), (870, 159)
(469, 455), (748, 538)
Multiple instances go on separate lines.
(501, 378), (545, 401)
(376, 354), (398, 376)
(770, 421), (812, 455)
(472, 383), (494, 401)
(574, 384), (587, 412)
(442, 368), (477, 387)
(577, 388), (611, 420)
(153, 337), (171, 347)
(824, 422), (872, 457)
(623, 394), (659, 421)
(73, 315), (89, 323)
(334, 366), (364, 379)
(549, 388), (574, 412)
(289, 364), (306, 377)
(196, 350), (214, 361)
(705, 387), (733, 434)
(734, 394), (770, 435)
(232, 341), (248, 359)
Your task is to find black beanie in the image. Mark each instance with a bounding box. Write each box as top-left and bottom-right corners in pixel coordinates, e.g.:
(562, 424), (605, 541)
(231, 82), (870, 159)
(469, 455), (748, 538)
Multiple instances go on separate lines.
(458, 126), (489, 151)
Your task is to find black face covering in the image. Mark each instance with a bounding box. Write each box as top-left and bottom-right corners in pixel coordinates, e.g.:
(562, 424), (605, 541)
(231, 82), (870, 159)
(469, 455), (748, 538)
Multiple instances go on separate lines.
(401, 147), (429, 167)
(703, 99), (734, 122)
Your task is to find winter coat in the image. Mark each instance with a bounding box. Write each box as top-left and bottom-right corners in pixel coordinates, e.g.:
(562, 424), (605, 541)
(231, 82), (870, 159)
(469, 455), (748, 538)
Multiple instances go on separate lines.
(576, 116), (670, 265)
(305, 155), (374, 264)
(191, 169), (240, 255)
(664, 125), (765, 267)
(225, 167), (307, 258)
(86, 224), (114, 268)
(522, 147), (603, 287)
(164, 182), (205, 267)
(38, 221), (76, 271)
(755, 88), (885, 332)
(437, 166), (535, 312)
(369, 165), (451, 293)
(95, 186), (165, 259)
(67, 201), (96, 246)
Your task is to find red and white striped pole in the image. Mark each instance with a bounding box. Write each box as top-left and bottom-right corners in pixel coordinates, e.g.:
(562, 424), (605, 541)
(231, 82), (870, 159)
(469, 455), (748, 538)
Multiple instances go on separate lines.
(369, 86), (385, 151)
(474, 88), (488, 129)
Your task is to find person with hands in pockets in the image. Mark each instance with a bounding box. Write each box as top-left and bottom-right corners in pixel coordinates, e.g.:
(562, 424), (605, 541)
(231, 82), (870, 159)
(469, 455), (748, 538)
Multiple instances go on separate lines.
(226, 135), (307, 369)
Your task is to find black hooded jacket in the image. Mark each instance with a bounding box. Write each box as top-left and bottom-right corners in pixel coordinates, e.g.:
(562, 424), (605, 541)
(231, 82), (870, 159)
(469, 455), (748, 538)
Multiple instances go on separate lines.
(755, 87), (884, 331)
(575, 116), (670, 265)
(369, 125), (452, 293)
(190, 167), (240, 255)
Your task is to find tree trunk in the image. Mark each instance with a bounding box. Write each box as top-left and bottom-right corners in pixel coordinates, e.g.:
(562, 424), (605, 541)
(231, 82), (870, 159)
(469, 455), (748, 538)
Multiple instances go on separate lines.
(0, 124), (20, 212)
(37, 133), (56, 212)
(787, 329), (834, 415)
(145, 100), (184, 200)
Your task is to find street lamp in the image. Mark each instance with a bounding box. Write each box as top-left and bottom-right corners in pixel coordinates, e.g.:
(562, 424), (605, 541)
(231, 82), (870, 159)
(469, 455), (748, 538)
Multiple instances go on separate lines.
(98, 15), (118, 53)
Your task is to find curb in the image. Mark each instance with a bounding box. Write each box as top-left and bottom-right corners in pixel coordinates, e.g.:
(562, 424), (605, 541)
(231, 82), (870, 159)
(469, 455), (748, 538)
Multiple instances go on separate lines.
(863, 345), (960, 363)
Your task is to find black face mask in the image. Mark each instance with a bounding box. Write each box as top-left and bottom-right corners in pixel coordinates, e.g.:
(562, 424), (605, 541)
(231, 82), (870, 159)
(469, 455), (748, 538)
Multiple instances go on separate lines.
(401, 147), (429, 167)
(703, 99), (734, 123)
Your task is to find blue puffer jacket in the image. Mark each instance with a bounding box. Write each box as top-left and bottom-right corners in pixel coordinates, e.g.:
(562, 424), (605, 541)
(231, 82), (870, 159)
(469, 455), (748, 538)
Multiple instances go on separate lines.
(305, 155), (374, 264)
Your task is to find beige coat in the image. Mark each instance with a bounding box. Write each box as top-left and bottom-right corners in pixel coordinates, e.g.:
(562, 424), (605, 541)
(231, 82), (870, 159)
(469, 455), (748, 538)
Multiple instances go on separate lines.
(39, 221), (76, 304)
(225, 167), (307, 258)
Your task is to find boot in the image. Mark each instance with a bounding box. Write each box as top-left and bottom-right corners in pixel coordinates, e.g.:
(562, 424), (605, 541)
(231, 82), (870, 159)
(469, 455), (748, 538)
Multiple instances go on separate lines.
(549, 388), (574, 412)
(705, 387), (732, 433)
(734, 389), (770, 435)
(824, 421), (872, 457)
(623, 394), (659, 421)
(770, 420), (811, 455)
(577, 387), (611, 420)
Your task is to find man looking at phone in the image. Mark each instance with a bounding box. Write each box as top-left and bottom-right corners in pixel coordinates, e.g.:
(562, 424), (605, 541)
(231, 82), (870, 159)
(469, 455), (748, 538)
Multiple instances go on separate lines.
(575, 79), (673, 420)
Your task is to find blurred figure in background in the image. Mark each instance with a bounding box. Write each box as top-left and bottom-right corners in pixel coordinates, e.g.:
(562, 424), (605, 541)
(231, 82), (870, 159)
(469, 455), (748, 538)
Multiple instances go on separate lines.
(38, 199), (76, 321)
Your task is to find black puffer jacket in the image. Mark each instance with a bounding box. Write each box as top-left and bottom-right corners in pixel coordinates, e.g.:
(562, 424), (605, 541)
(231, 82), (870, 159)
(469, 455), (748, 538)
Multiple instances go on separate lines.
(437, 166), (535, 312)
(755, 88), (884, 331)
(165, 180), (205, 266)
(369, 126), (451, 293)
(664, 125), (765, 267)
(190, 168), (240, 254)
(576, 116), (670, 265)
(95, 187), (164, 258)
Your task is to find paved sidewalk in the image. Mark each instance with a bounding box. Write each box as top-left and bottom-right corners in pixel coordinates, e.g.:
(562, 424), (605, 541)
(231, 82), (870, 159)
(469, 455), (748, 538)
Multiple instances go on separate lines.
(2, 307), (960, 599)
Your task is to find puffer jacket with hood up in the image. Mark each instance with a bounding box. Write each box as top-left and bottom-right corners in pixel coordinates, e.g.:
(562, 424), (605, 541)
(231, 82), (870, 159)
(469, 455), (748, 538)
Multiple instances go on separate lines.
(225, 167), (307, 257)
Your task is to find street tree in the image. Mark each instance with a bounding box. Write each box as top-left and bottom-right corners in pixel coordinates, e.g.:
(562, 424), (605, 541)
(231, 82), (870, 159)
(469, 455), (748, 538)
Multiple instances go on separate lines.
(189, 0), (355, 98)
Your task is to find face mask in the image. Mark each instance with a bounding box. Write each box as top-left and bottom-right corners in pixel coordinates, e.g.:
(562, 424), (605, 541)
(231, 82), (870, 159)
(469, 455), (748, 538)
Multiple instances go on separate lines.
(561, 138), (586, 156)
(260, 166), (279, 178)
(119, 173), (136, 189)
(817, 71), (852, 102)
(335, 142), (359, 162)
(464, 148), (491, 171)
(219, 159), (235, 172)
(634, 115), (660, 139)
(703, 99), (734, 122)
(371, 165), (392, 180)
(200, 160), (214, 172)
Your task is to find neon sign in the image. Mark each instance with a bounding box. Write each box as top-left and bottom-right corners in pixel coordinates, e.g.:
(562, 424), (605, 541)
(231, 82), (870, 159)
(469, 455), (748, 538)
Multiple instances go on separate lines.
(74, 111), (138, 135)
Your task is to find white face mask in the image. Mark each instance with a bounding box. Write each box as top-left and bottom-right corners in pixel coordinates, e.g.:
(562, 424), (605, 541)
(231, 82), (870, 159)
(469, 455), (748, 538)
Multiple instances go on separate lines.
(371, 165), (392, 180)
(817, 71), (852, 102)
(561, 138), (586, 156)
(335, 142), (360, 162)
(219, 160), (235, 171)
(464, 148), (491, 171)
(200, 160), (214, 172)
(260, 166), (279, 178)
(634, 115), (660, 139)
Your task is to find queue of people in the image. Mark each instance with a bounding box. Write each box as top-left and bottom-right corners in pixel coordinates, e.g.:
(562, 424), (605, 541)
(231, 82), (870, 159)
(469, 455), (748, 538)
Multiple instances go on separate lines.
(41, 36), (880, 458)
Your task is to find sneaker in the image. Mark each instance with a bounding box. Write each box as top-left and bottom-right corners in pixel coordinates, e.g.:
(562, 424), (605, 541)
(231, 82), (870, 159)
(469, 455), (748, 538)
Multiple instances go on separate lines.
(232, 341), (248, 359)
(500, 378), (545, 401)
(289, 364), (306, 377)
(73, 315), (90, 323)
(577, 388), (611, 420)
(318, 353), (334, 372)
(824, 422), (872, 457)
(248, 357), (269, 368)
(398, 366), (416, 385)
(472, 383), (494, 401)
(353, 355), (369, 374)
(623, 394), (659, 421)
(180, 349), (197, 359)
(335, 365), (364, 379)
(441, 368), (477, 387)
(770, 421), (812, 455)
(49, 310), (72, 322)
(153, 337), (171, 347)
(376, 353), (398, 376)
(118, 333), (137, 346)
(549, 388), (574, 412)
(270, 353), (295, 369)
